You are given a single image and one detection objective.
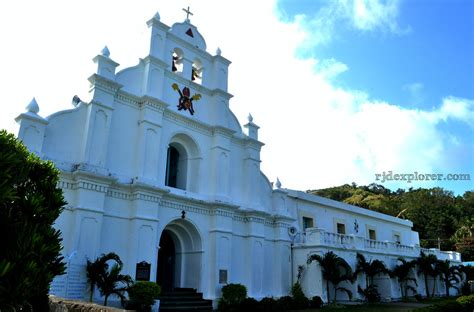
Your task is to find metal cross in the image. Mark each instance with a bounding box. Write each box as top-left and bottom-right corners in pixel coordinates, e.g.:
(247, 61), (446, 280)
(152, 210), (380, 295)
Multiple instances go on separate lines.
(183, 6), (193, 20)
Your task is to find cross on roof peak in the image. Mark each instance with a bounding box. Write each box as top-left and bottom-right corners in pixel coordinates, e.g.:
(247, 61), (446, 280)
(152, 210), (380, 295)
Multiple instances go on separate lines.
(183, 6), (193, 22)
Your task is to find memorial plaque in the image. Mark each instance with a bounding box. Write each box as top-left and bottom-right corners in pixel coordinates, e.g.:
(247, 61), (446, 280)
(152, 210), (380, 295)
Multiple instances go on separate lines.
(136, 261), (151, 281)
(219, 269), (228, 284)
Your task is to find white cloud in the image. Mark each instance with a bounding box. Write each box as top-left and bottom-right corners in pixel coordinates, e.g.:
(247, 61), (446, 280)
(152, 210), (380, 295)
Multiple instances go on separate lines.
(437, 97), (474, 124)
(285, 0), (409, 50)
(0, 0), (471, 193)
(352, 0), (402, 33)
(314, 58), (349, 80)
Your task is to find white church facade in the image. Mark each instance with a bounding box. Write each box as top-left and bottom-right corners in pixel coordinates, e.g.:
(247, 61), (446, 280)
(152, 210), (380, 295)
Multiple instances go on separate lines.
(15, 10), (461, 305)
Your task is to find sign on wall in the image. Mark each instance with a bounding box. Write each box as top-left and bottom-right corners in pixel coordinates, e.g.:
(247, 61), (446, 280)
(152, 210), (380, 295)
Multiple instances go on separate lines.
(136, 261), (151, 281)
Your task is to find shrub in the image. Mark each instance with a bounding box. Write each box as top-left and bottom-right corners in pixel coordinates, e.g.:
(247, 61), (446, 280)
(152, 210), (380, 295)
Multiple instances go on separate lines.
(357, 285), (381, 303)
(217, 300), (231, 312)
(239, 297), (259, 310)
(310, 296), (323, 309)
(291, 282), (309, 309)
(0, 130), (66, 311)
(414, 294), (423, 301)
(457, 294), (474, 310)
(221, 283), (247, 305)
(127, 281), (161, 312)
(260, 297), (278, 312)
(275, 296), (293, 311)
(460, 281), (471, 295)
(218, 283), (247, 311)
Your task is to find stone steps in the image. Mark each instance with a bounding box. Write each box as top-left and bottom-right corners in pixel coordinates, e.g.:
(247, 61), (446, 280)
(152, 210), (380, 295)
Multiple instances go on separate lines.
(159, 288), (213, 312)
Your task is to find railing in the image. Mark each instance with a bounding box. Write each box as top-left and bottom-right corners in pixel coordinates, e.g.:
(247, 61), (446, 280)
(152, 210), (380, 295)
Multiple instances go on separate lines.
(302, 227), (461, 261)
(323, 231), (354, 246)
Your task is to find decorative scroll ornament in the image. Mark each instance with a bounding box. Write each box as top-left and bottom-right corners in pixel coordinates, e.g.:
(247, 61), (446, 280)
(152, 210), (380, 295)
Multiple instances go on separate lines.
(172, 83), (202, 115)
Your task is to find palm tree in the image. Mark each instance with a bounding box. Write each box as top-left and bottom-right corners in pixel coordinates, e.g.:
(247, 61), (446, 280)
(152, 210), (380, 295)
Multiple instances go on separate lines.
(435, 260), (462, 297)
(86, 252), (132, 305)
(391, 257), (417, 300)
(354, 253), (390, 287)
(307, 251), (354, 303)
(415, 251), (438, 298)
(97, 262), (132, 306)
(87, 253), (122, 302)
(354, 253), (389, 302)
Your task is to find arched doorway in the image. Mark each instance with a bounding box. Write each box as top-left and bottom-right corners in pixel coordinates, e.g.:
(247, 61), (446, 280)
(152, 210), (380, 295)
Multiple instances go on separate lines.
(157, 230), (175, 291)
(156, 219), (203, 291)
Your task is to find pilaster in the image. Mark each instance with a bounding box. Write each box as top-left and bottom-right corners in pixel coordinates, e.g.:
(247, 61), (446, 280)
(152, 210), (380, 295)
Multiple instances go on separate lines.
(133, 96), (168, 183)
(207, 209), (234, 299)
(15, 98), (48, 156)
(146, 12), (169, 60)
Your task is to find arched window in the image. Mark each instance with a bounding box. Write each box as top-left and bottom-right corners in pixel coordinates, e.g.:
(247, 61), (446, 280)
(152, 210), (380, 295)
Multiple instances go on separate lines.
(191, 59), (202, 84)
(165, 146), (179, 188)
(171, 48), (183, 73)
(164, 134), (200, 192)
(165, 143), (187, 190)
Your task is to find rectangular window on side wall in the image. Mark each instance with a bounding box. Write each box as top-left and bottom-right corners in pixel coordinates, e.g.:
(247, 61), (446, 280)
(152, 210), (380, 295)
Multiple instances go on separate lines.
(336, 223), (346, 234)
(368, 229), (377, 240)
(393, 233), (401, 244)
(302, 217), (314, 230)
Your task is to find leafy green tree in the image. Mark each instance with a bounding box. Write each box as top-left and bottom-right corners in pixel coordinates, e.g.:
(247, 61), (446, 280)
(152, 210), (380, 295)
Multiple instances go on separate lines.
(452, 216), (474, 261)
(435, 260), (462, 297)
(307, 251), (354, 303)
(391, 257), (417, 300)
(310, 183), (399, 216)
(0, 130), (66, 311)
(415, 251), (438, 299)
(399, 188), (460, 250)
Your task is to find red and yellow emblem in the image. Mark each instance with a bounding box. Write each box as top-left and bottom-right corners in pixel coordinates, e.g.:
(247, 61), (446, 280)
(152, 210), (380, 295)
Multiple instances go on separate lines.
(172, 83), (202, 116)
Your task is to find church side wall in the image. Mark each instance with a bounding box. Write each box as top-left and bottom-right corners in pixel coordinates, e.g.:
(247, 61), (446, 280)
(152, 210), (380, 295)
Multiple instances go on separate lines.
(42, 104), (88, 166)
(292, 199), (416, 246)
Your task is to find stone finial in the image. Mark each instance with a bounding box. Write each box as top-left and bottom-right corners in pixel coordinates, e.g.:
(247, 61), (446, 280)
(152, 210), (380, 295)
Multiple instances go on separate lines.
(244, 113), (259, 140)
(26, 98), (39, 114)
(216, 47), (222, 56)
(101, 46), (110, 57)
(153, 11), (161, 20)
(276, 177), (282, 189)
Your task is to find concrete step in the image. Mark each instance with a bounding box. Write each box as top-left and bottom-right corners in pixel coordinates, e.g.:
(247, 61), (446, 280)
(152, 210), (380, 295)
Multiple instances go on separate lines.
(158, 288), (212, 312)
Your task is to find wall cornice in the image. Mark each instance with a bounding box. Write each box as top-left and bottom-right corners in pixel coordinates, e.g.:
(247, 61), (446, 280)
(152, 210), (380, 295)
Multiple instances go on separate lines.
(88, 74), (123, 94)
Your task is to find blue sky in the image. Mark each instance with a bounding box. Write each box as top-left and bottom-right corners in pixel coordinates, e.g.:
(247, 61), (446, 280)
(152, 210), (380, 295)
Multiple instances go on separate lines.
(0, 0), (472, 194)
(272, 0), (474, 194)
(276, 0), (474, 109)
